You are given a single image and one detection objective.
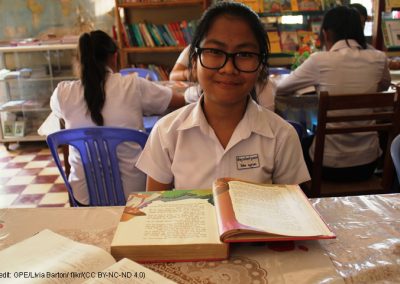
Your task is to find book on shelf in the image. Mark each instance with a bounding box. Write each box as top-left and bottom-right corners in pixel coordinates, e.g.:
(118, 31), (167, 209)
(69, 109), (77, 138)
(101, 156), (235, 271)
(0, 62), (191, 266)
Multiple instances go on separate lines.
(263, 0), (282, 13)
(280, 31), (299, 52)
(267, 30), (283, 53)
(0, 229), (176, 283)
(297, 0), (322, 11)
(110, 178), (335, 263)
(382, 18), (400, 48)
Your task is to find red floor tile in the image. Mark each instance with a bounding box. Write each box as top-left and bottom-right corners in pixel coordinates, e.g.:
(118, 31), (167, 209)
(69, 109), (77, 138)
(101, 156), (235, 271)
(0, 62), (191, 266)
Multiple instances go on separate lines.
(11, 194), (44, 206)
(16, 168), (43, 176)
(49, 184), (67, 193)
(0, 185), (26, 194)
(5, 162), (28, 169)
(32, 175), (59, 184)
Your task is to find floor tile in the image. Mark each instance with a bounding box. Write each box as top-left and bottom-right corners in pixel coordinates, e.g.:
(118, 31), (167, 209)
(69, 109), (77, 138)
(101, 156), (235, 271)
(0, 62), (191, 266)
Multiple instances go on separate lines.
(49, 184), (67, 193)
(38, 167), (60, 176)
(24, 161), (50, 169)
(0, 169), (21, 178)
(11, 194), (44, 206)
(0, 142), (68, 208)
(32, 175), (59, 184)
(39, 193), (69, 205)
(22, 184), (53, 194)
(0, 185), (26, 194)
(6, 175), (36, 186)
(16, 168), (43, 176)
(0, 194), (18, 207)
(10, 155), (35, 163)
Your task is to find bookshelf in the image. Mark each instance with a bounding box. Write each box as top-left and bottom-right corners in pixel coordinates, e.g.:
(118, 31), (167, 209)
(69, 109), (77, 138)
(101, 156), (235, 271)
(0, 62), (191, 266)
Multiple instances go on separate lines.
(114, 0), (208, 75)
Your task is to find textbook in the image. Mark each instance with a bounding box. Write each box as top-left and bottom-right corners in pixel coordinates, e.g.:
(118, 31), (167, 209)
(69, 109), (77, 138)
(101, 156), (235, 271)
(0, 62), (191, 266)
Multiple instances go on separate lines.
(111, 179), (335, 262)
(0, 229), (175, 283)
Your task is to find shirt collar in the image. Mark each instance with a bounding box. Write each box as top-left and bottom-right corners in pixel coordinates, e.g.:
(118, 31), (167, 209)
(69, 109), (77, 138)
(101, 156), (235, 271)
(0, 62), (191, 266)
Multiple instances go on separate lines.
(330, 39), (361, 51)
(177, 96), (274, 139)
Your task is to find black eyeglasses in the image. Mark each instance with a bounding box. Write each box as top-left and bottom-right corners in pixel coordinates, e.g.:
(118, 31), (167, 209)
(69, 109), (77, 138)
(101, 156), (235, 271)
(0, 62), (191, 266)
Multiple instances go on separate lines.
(195, 47), (265, 73)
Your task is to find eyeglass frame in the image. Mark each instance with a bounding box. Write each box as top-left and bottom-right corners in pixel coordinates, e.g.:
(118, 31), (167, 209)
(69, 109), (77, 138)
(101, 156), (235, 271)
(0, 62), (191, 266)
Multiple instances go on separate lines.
(194, 47), (266, 73)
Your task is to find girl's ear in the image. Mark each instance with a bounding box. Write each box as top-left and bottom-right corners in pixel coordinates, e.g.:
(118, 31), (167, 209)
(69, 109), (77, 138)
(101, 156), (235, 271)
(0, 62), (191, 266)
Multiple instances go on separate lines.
(322, 29), (333, 50)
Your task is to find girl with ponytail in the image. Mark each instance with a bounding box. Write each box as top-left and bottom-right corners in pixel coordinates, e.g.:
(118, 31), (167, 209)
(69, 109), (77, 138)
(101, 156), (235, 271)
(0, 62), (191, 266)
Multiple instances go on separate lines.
(50, 30), (184, 205)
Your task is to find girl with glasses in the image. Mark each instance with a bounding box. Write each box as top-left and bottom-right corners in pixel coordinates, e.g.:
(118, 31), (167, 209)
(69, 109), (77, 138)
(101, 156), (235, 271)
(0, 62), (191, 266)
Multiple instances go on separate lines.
(137, 2), (310, 191)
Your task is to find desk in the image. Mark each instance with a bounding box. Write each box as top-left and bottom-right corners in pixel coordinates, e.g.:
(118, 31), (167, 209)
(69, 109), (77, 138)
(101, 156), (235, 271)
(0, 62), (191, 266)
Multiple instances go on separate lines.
(1, 194), (399, 283)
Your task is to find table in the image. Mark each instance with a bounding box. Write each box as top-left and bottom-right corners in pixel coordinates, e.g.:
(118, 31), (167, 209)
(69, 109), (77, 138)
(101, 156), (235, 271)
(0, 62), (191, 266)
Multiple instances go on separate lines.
(1, 194), (399, 283)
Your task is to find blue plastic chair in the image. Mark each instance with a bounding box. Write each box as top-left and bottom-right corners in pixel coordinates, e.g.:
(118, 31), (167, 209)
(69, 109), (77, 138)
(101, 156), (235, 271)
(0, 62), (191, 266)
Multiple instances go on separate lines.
(391, 134), (400, 182)
(287, 120), (304, 140)
(119, 67), (159, 81)
(46, 127), (149, 207)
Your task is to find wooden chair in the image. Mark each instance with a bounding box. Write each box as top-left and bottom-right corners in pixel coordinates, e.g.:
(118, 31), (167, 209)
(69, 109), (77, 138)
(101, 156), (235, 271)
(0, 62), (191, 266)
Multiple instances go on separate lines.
(308, 90), (400, 197)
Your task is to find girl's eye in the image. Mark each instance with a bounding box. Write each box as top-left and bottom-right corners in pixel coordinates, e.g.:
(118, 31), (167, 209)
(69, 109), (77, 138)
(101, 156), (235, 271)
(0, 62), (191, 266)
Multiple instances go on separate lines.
(203, 49), (224, 56)
(237, 52), (257, 59)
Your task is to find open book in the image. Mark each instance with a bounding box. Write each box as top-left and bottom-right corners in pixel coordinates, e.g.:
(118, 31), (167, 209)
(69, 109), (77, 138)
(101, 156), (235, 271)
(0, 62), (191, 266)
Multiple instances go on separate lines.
(0, 229), (175, 283)
(111, 179), (335, 263)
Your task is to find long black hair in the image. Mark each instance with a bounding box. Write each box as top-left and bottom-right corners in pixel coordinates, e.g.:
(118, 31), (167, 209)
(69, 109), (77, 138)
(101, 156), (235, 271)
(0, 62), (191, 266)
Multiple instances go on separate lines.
(188, 2), (270, 102)
(77, 30), (117, 126)
(320, 6), (366, 49)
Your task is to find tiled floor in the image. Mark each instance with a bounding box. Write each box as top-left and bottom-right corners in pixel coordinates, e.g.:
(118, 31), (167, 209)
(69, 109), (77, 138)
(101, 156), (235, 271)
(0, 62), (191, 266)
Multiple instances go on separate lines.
(0, 142), (69, 208)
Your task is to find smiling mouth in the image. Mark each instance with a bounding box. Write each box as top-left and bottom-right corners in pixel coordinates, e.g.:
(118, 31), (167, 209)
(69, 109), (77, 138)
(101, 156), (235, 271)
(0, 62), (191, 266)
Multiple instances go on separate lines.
(215, 81), (241, 87)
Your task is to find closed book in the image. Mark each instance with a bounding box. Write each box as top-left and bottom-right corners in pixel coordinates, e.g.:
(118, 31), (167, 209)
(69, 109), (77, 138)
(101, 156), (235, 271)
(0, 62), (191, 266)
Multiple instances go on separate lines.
(138, 22), (155, 47)
(162, 24), (178, 46)
(110, 178), (335, 263)
(131, 24), (145, 47)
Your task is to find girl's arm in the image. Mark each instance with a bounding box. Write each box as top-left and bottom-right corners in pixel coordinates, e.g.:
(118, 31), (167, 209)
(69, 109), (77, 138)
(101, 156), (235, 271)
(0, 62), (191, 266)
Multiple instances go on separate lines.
(146, 176), (173, 191)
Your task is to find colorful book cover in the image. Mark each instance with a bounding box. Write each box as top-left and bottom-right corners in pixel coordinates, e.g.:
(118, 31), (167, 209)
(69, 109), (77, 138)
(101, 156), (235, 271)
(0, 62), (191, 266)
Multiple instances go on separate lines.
(263, 0), (282, 13)
(297, 0), (322, 11)
(280, 31), (299, 52)
(131, 24), (145, 47)
(267, 30), (282, 53)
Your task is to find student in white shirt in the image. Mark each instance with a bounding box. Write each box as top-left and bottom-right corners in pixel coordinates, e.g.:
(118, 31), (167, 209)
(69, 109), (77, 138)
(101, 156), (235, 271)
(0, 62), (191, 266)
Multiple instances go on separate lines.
(276, 6), (391, 182)
(170, 44), (276, 111)
(50, 30), (185, 205)
(137, 2), (310, 191)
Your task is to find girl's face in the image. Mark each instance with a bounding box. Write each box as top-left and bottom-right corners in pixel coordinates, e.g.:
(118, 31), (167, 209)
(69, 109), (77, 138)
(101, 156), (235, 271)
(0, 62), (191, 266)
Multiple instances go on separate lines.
(195, 15), (261, 107)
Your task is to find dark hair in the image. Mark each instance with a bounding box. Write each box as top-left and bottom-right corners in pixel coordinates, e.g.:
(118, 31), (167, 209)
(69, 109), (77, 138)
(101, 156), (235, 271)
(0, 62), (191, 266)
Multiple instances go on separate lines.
(320, 6), (366, 49)
(188, 2), (270, 102)
(349, 3), (368, 18)
(78, 30), (117, 126)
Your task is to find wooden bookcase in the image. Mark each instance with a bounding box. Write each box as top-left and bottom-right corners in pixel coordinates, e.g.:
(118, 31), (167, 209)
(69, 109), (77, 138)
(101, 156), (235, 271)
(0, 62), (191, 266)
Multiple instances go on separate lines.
(114, 0), (208, 71)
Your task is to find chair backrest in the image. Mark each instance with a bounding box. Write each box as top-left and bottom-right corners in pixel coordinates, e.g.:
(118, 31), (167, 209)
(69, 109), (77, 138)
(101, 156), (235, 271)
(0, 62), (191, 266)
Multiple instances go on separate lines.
(287, 120), (304, 140)
(310, 90), (400, 197)
(390, 134), (400, 181)
(119, 67), (159, 81)
(46, 127), (149, 207)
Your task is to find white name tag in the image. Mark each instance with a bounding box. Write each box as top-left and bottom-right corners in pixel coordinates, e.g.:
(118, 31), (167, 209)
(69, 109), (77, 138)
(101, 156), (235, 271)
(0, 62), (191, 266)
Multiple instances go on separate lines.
(236, 154), (260, 170)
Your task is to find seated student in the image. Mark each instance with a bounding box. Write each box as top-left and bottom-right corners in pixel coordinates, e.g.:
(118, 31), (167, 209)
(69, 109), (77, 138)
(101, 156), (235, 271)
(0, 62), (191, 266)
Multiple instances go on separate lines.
(50, 30), (185, 205)
(137, 2), (310, 191)
(169, 44), (276, 111)
(276, 6), (391, 182)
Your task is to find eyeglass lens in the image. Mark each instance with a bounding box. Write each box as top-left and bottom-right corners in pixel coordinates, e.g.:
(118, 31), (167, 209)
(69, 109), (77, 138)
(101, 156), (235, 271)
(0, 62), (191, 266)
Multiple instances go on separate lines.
(199, 48), (261, 72)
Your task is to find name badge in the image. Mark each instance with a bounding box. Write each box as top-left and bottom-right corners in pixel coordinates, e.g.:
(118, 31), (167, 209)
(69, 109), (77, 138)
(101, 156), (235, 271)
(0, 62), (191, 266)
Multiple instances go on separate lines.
(236, 154), (260, 170)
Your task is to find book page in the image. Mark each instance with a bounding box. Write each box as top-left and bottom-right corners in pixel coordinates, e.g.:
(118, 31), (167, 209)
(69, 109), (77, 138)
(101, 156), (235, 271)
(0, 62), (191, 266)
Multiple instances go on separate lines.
(84, 258), (176, 284)
(228, 181), (331, 237)
(113, 191), (222, 246)
(0, 229), (115, 283)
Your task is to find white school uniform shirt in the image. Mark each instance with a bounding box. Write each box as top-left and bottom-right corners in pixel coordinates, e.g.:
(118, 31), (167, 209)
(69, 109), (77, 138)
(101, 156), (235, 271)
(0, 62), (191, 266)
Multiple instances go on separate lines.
(276, 39), (391, 168)
(176, 45), (275, 111)
(136, 97), (310, 189)
(50, 70), (172, 204)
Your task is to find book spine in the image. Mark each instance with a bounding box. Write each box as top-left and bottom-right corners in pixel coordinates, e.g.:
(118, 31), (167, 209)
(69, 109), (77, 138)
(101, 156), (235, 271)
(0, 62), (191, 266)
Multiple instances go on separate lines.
(139, 23), (155, 47)
(163, 24), (178, 46)
(146, 22), (161, 46)
(159, 24), (177, 46)
(131, 24), (145, 47)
